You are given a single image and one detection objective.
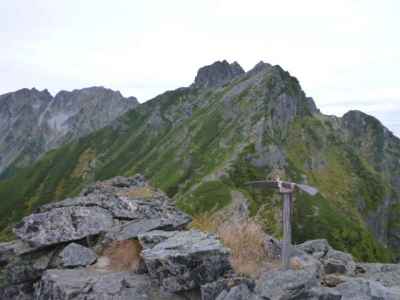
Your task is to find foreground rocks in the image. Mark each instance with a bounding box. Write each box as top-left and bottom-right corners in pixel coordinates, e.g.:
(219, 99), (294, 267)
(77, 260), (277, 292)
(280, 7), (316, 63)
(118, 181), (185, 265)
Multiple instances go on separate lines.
(0, 175), (199, 299)
(141, 230), (231, 292)
(35, 269), (192, 300)
(1, 175), (400, 299)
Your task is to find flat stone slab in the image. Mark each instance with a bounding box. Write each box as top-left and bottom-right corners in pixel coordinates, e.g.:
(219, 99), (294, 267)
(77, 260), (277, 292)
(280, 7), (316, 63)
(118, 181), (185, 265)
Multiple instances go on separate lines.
(141, 230), (231, 292)
(14, 206), (114, 249)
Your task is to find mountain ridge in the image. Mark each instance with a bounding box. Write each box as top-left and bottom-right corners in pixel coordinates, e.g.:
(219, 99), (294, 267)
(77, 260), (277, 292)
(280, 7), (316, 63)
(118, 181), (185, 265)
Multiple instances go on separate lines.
(0, 86), (138, 176)
(0, 60), (399, 263)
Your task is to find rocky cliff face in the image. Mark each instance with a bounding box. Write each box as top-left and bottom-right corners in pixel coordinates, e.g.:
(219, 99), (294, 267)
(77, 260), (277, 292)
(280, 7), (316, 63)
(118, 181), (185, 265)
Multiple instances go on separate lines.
(1, 60), (399, 263)
(1, 176), (400, 300)
(193, 60), (245, 88)
(0, 86), (138, 175)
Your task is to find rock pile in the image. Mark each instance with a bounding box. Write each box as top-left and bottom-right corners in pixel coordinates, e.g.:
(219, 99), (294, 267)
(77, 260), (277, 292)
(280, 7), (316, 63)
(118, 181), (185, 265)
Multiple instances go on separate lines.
(1, 175), (400, 299)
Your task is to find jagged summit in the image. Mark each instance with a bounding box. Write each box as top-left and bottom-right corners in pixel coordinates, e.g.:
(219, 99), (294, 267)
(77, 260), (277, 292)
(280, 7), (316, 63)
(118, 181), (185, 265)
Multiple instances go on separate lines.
(193, 60), (245, 88)
(247, 60), (273, 76)
(0, 86), (138, 175)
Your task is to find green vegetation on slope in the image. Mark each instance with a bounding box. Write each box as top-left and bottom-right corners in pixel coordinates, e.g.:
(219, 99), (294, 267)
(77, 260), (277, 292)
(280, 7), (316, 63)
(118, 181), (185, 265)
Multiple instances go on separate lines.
(0, 65), (398, 262)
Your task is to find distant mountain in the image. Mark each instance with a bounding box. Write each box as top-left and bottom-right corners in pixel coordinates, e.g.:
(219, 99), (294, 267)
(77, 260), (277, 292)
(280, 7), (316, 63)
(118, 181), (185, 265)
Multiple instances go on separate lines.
(1, 61), (399, 263)
(0, 87), (138, 176)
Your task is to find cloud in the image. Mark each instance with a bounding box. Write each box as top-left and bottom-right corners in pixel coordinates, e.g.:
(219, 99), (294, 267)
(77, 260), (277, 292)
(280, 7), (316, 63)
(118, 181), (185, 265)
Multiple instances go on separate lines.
(0, 0), (399, 136)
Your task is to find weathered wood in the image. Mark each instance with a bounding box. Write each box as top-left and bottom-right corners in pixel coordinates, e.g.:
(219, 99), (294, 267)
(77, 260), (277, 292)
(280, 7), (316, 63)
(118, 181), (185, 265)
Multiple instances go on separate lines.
(282, 193), (292, 270)
(246, 178), (318, 270)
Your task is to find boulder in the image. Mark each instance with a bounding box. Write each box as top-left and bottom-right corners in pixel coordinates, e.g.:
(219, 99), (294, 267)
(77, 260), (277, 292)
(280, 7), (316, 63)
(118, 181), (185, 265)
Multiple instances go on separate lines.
(297, 239), (356, 275)
(323, 249), (356, 275)
(34, 269), (191, 300)
(336, 278), (400, 300)
(255, 267), (320, 300)
(141, 230), (232, 292)
(297, 239), (331, 259)
(57, 243), (97, 268)
(14, 206), (114, 249)
(356, 263), (400, 288)
(216, 284), (262, 300)
(201, 277), (255, 300)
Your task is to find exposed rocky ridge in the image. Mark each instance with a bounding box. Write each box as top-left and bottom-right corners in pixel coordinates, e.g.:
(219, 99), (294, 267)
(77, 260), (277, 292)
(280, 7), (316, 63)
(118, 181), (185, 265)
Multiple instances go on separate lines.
(1, 60), (400, 264)
(1, 176), (400, 299)
(0, 86), (138, 175)
(193, 60), (245, 88)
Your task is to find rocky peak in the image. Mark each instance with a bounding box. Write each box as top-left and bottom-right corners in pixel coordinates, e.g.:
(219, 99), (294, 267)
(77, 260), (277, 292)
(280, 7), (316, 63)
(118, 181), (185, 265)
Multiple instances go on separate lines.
(247, 60), (273, 76)
(193, 60), (245, 88)
(0, 86), (138, 175)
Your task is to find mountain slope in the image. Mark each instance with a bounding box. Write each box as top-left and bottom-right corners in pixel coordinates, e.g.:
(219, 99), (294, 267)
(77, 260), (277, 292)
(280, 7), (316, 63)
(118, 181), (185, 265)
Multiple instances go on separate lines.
(0, 86), (138, 176)
(1, 60), (399, 262)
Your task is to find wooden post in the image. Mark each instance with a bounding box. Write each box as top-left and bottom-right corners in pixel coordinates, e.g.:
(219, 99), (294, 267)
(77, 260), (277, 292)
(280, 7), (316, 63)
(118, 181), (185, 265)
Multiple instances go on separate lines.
(282, 192), (292, 270)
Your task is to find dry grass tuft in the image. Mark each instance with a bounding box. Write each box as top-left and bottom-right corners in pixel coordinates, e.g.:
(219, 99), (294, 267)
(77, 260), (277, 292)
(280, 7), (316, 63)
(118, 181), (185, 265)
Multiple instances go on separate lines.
(217, 220), (274, 277)
(190, 213), (222, 233)
(122, 187), (154, 199)
(191, 214), (280, 277)
(101, 240), (143, 272)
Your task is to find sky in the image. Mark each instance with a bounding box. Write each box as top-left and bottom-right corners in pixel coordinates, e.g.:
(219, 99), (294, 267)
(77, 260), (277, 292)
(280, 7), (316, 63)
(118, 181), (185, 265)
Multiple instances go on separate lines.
(1, 0), (399, 136)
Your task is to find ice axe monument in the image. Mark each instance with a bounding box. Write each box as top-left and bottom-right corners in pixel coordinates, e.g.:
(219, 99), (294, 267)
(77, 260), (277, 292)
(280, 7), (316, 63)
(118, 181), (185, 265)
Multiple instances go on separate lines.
(246, 176), (318, 270)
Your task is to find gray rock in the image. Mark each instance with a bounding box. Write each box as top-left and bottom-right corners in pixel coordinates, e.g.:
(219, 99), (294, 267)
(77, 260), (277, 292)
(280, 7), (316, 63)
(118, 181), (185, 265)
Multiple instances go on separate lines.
(297, 239), (331, 259)
(104, 211), (190, 242)
(0, 241), (22, 266)
(336, 278), (400, 300)
(38, 178), (191, 227)
(201, 277), (255, 300)
(141, 230), (232, 292)
(297, 240), (356, 275)
(79, 174), (148, 197)
(255, 267), (320, 300)
(58, 243), (97, 267)
(264, 234), (281, 260)
(305, 287), (342, 300)
(323, 249), (356, 275)
(138, 230), (179, 249)
(356, 263), (400, 288)
(0, 246), (54, 300)
(0, 282), (34, 300)
(193, 60), (244, 88)
(216, 284), (262, 300)
(14, 206), (114, 249)
(34, 269), (191, 300)
(0, 87), (138, 175)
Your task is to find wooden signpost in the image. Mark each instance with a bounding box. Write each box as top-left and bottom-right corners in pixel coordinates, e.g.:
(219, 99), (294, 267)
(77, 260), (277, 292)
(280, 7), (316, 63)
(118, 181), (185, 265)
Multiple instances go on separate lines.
(246, 177), (318, 270)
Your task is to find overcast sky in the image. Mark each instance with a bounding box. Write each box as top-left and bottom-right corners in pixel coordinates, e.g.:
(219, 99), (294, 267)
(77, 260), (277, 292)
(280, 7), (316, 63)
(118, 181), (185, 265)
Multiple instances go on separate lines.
(1, 0), (399, 136)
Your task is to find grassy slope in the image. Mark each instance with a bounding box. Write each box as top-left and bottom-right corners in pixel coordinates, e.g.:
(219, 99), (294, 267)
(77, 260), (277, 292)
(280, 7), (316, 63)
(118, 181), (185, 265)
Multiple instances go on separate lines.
(0, 67), (397, 262)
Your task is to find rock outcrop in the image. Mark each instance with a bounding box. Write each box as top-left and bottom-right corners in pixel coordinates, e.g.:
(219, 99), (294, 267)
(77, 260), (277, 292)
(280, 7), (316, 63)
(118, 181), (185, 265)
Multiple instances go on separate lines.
(193, 60), (244, 88)
(141, 230), (231, 292)
(1, 176), (400, 299)
(35, 270), (190, 300)
(0, 86), (138, 175)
